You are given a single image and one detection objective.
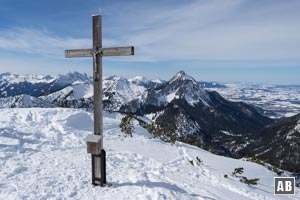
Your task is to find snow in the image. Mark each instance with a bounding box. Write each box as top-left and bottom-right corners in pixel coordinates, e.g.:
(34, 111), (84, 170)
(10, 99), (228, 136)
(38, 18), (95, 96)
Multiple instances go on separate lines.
(128, 76), (165, 87)
(211, 83), (300, 118)
(151, 71), (212, 108)
(42, 83), (94, 102)
(0, 136), (19, 146)
(153, 79), (164, 84)
(220, 130), (242, 137)
(0, 108), (299, 199)
(85, 134), (102, 143)
(0, 73), (56, 84)
(0, 94), (54, 109)
(103, 76), (146, 106)
(184, 94), (199, 106)
(169, 70), (196, 85)
(0, 72), (91, 86)
(128, 76), (148, 82)
(296, 122), (300, 133)
(166, 91), (177, 103)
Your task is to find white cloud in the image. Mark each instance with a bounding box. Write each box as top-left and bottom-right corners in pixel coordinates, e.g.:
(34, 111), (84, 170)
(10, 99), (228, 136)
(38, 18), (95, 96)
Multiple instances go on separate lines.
(112, 0), (300, 62)
(0, 27), (118, 57)
(1, 0), (300, 64)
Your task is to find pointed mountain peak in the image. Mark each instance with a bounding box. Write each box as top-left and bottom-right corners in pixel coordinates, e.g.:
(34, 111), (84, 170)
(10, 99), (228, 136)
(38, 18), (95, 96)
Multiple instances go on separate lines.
(170, 70), (197, 84)
(176, 70), (186, 76)
(150, 70), (210, 107)
(174, 70), (188, 79)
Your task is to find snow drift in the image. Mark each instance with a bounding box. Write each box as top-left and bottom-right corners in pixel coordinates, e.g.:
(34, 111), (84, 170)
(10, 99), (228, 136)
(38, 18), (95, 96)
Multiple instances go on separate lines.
(0, 108), (298, 199)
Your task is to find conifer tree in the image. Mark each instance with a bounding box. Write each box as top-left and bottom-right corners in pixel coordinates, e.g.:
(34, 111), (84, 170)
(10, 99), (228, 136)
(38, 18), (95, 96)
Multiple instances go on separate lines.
(119, 114), (134, 137)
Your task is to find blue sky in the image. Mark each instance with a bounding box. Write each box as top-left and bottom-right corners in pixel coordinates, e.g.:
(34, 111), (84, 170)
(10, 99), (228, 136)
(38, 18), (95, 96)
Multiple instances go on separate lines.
(0, 0), (300, 84)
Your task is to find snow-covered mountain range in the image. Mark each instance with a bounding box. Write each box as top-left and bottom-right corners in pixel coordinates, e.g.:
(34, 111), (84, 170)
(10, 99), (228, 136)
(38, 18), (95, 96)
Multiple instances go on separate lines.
(1, 71), (300, 173)
(0, 71), (225, 110)
(0, 72), (91, 98)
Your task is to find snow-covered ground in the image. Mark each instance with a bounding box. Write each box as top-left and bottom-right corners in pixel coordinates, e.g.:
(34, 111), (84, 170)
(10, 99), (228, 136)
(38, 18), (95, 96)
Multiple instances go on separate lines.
(0, 108), (299, 200)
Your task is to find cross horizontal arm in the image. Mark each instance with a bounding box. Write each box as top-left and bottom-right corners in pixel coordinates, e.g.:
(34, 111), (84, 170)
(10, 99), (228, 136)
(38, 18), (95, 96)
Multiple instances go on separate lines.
(65, 46), (134, 58)
(65, 49), (92, 58)
(102, 46), (134, 56)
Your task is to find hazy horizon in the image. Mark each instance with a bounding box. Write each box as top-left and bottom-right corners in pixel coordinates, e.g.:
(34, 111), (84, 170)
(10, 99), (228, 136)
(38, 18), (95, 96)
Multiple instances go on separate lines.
(1, 69), (300, 86)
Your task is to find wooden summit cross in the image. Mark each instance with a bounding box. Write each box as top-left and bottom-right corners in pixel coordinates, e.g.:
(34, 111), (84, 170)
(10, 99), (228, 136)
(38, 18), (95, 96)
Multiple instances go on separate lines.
(65, 15), (134, 186)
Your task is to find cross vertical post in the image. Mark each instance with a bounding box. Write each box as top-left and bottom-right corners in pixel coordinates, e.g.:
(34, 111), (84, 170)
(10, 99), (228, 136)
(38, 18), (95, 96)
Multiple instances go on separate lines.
(92, 15), (104, 186)
(65, 14), (134, 187)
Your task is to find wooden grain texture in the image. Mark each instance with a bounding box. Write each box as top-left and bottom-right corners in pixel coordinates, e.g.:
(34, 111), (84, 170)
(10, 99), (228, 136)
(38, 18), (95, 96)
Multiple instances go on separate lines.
(102, 46), (134, 56)
(65, 46), (134, 58)
(92, 15), (102, 186)
(65, 49), (92, 58)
